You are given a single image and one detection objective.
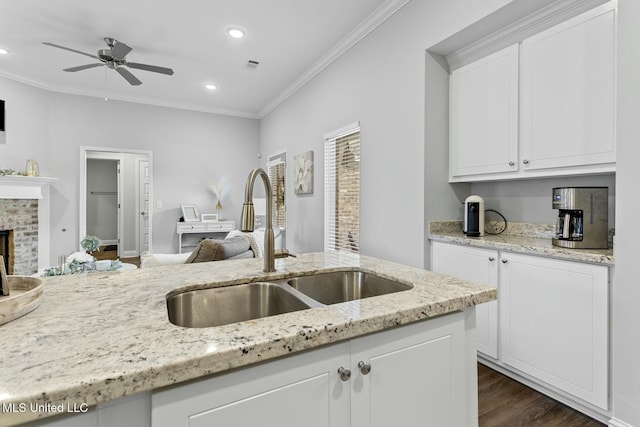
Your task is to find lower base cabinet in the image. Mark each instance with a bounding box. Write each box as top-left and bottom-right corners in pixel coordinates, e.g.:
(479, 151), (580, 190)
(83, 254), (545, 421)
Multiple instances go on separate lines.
(431, 242), (498, 359)
(431, 241), (610, 415)
(500, 252), (608, 410)
(151, 310), (475, 427)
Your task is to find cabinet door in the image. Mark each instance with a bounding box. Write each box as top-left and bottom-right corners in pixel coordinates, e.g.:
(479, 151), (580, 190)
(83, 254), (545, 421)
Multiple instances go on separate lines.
(450, 44), (519, 179)
(520, 4), (616, 171)
(151, 343), (350, 427)
(350, 312), (470, 427)
(431, 241), (499, 359)
(500, 253), (608, 409)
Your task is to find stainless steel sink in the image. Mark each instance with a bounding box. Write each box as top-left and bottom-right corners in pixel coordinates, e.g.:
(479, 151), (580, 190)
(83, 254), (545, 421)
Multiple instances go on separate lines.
(286, 271), (412, 305)
(167, 282), (313, 328)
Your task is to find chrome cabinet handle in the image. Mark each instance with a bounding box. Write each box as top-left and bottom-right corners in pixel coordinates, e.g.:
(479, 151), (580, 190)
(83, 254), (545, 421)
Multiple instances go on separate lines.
(522, 159), (530, 165)
(358, 361), (372, 375)
(489, 257), (495, 261)
(338, 367), (351, 381)
(501, 259), (508, 263)
(508, 161), (515, 166)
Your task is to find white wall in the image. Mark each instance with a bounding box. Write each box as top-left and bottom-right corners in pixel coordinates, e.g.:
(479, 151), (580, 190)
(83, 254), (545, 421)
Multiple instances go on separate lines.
(0, 78), (50, 173)
(260, 0), (512, 268)
(1, 77), (261, 260)
(47, 93), (261, 256)
(612, 0), (640, 425)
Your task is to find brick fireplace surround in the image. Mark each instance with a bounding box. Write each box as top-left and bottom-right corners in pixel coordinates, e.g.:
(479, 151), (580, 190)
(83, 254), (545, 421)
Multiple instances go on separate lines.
(0, 199), (39, 275)
(0, 176), (57, 275)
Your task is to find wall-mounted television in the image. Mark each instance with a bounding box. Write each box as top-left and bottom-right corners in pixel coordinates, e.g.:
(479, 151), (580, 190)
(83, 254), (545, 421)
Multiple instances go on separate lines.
(0, 100), (5, 132)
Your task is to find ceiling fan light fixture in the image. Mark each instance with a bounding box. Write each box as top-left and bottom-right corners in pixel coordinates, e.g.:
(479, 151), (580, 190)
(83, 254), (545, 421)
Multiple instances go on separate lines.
(204, 83), (217, 90)
(227, 27), (246, 39)
(0, 48), (9, 55)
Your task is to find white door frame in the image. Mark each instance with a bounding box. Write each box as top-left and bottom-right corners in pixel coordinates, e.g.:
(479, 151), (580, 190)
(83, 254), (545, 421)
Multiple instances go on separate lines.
(79, 146), (153, 255)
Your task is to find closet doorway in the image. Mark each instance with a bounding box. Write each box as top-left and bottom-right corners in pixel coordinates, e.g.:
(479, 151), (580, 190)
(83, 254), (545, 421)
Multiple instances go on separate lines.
(79, 147), (153, 258)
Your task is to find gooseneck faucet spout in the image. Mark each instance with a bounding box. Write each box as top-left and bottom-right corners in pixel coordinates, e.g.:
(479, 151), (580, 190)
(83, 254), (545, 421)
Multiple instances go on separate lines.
(241, 168), (275, 273)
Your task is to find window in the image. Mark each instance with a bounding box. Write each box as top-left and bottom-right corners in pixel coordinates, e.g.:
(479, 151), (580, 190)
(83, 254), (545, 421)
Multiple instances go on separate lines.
(267, 151), (286, 230)
(324, 123), (360, 253)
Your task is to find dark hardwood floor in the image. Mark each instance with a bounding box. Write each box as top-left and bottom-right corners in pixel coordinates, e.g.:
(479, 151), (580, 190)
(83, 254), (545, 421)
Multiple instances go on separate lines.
(478, 363), (604, 427)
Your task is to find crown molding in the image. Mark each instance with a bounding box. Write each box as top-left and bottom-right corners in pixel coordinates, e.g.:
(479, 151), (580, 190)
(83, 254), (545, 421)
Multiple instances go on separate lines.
(446, 0), (612, 70)
(1, 0), (409, 121)
(258, 0), (410, 118)
(0, 70), (260, 119)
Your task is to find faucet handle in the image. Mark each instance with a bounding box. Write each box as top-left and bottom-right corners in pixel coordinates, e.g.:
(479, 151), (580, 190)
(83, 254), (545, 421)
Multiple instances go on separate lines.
(274, 249), (296, 259)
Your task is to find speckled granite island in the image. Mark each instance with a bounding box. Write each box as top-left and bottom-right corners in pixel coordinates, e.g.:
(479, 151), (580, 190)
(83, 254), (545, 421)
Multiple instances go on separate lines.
(0, 252), (495, 427)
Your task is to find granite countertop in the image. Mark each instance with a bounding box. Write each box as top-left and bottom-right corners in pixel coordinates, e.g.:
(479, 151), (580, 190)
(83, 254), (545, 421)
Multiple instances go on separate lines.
(428, 221), (614, 266)
(0, 252), (496, 425)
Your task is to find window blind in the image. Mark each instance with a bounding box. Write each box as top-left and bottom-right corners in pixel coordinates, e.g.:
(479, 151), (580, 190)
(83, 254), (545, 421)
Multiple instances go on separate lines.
(267, 152), (286, 229)
(324, 126), (360, 253)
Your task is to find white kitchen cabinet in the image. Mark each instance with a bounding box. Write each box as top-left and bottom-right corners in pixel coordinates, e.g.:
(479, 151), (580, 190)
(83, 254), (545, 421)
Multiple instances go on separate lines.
(151, 311), (474, 427)
(350, 312), (469, 427)
(152, 343), (350, 427)
(448, 1), (616, 182)
(449, 44), (519, 179)
(520, 4), (616, 172)
(431, 241), (499, 359)
(499, 252), (609, 410)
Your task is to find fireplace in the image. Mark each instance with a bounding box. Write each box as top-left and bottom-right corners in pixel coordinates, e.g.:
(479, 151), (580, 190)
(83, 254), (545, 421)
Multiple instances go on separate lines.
(0, 229), (12, 274)
(0, 175), (57, 274)
(0, 200), (38, 275)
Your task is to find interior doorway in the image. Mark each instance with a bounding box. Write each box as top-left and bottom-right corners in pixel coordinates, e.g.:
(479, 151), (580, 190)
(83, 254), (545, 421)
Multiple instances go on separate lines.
(86, 158), (120, 252)
(79, 147), (153, 258)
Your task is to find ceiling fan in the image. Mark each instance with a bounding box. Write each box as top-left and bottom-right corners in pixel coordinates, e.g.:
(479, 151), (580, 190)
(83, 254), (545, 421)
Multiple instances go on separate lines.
(42, 37), (174, 86)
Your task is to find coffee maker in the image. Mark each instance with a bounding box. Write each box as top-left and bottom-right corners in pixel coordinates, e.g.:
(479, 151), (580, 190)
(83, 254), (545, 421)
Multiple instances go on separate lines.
(552, 187), (608, 249)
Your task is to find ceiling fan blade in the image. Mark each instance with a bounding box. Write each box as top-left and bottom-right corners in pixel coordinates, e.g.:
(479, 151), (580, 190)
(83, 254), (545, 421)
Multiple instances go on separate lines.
(115, 67), (142, 86)
(110, 41), (132, 60)
(64, 63), (104, 72)
(127, 62), (174, 75)
(42, 42), (99, 59)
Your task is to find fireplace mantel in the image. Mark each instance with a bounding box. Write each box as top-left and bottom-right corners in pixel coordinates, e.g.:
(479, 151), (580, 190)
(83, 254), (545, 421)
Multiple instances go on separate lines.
(0, 176), (60, 200)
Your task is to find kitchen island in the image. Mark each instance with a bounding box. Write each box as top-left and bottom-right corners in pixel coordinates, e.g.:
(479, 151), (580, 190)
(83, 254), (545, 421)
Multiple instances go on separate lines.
(0, 252), (495, 426)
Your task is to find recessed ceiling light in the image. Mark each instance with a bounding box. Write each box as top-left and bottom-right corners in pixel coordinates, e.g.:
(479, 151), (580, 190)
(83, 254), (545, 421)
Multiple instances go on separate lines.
(204, 83), (217, 90)
(227, 28), (245, 39)
(0, 48), (9, 55)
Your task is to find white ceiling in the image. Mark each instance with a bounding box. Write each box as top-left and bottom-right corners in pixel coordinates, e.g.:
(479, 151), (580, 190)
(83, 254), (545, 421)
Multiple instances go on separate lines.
(0, 0), (406, 119)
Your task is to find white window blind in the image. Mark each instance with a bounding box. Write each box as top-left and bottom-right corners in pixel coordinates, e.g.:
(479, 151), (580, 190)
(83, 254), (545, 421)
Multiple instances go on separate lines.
(267, 151), (286, 229)
(324, 124), (360, 253)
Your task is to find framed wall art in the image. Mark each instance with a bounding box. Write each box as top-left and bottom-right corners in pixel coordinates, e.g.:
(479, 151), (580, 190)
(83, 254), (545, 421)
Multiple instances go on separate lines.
(294, 150), (313, 195)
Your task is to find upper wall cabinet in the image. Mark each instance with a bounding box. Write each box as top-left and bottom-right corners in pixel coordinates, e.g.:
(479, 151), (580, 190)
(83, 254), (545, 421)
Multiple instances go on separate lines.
(450, 44), (519, 178)
(448, 2), (616, 183)
(521, 6), (616, 172)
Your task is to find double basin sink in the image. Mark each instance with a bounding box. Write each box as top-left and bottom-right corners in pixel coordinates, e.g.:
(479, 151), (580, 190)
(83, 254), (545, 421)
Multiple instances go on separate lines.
(167, 271), (413, 328)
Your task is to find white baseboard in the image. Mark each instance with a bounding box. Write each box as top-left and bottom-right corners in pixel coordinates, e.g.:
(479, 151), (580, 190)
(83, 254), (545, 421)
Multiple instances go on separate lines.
(100, 239), (117, 246)
(609, 417), (635, 427)
(121, 250), (138, 258)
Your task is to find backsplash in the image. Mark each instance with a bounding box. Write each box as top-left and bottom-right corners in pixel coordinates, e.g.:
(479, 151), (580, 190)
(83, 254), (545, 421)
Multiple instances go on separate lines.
(429, 220), (614, 246)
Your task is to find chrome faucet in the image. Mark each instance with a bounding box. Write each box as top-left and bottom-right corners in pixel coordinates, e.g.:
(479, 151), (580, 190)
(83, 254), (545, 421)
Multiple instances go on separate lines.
(241, 168), (276, 272)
